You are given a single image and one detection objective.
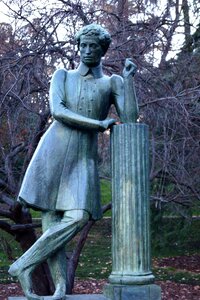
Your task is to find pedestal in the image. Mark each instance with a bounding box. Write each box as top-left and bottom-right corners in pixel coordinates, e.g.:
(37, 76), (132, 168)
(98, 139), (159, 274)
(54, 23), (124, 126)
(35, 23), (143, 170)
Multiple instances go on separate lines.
(104, 124), (161, 299)
(104, 284), (161, 300)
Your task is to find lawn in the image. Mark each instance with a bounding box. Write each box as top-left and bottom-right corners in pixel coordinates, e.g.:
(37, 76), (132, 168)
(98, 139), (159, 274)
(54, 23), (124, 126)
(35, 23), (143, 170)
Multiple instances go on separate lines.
(1, 215), (200, 285)
(1, 179), (200, 291)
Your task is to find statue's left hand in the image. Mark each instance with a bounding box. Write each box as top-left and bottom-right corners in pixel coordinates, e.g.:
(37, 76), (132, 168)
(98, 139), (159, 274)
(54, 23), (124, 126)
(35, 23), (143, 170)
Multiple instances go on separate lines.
(100, 118), (117, 132)
(123, 58), (137, 78)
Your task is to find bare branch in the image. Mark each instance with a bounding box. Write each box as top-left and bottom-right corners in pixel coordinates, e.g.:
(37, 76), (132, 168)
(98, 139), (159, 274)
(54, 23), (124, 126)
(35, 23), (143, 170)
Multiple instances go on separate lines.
(0, 220), (15, 236)
(11, 223), (41, 231)
(0, 180), (16, 196)
(0, 208), (12, 218)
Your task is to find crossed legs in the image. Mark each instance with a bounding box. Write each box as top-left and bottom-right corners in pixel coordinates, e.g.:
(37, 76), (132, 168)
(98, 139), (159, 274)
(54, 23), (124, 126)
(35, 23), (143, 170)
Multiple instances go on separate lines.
(8, 209), (89, 300)
(42, 211), (70, 299)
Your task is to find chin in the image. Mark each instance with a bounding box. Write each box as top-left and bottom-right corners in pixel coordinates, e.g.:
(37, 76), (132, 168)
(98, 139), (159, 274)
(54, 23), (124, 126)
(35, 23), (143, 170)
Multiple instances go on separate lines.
(83, 61), (99, 67)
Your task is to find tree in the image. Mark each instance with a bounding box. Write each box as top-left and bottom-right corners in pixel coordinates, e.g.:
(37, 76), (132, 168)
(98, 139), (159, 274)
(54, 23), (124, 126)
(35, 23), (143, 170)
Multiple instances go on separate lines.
(1, 0), (200, 294)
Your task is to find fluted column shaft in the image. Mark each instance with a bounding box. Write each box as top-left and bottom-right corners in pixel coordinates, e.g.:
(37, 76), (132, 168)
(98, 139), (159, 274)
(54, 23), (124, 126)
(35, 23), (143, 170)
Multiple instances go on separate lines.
(109, 123), (154, 285)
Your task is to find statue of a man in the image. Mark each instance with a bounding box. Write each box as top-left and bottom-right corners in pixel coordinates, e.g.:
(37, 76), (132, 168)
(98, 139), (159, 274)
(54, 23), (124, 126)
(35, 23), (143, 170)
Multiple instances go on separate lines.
(9, 24), (138, 300)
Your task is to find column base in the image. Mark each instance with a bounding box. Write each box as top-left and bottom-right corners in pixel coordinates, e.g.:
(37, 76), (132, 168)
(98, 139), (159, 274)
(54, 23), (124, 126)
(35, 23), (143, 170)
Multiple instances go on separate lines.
(109, 272), (155, 285)
(104, 283), (161, 300)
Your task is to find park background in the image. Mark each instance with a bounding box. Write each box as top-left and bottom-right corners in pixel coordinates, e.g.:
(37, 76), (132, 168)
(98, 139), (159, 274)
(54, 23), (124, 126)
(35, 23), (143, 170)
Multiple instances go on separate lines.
(0, 0), (200, 299)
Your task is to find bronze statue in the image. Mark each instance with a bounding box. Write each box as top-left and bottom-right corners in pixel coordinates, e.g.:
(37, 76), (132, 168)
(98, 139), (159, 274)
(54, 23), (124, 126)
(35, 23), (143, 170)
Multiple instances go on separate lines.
(8, 24), (138, 300)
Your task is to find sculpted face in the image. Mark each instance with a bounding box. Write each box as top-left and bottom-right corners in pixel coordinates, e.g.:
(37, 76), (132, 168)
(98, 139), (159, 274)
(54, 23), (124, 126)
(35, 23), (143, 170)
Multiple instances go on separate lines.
(80, 36), (104, 67)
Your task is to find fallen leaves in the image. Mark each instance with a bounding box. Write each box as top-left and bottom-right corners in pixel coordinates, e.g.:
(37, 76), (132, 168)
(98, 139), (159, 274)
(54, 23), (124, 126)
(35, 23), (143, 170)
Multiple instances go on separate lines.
(1, 255), (200, 300)
(1, 279), (200, 300)
(154, 254), (200, 273)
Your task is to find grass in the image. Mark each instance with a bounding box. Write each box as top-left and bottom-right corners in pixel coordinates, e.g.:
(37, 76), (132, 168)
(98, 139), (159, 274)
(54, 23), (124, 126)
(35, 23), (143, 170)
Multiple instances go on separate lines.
(0, 218), (112, 283)
(1, 216), (200, 284)
(0, 234), (23, 283)
(74, 216), (200, 282)
(154, 267), (200, 285)
(75, 218), (112, 279)
(151, 206), (200, 257)
(1, 180), (200, 285)
(100, 179), (112, 217)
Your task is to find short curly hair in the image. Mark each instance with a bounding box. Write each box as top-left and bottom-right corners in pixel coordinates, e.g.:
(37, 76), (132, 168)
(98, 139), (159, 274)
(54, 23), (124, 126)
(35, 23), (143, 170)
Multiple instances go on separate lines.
(75, 24), (112, 56)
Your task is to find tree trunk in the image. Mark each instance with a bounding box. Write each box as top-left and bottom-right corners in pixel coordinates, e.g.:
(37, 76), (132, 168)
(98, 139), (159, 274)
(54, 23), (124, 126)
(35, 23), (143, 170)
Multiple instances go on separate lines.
(182, 0), (192, 51)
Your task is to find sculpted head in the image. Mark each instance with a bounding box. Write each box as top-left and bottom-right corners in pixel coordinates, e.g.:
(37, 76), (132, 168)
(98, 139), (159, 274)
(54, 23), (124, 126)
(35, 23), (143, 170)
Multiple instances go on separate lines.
(76, 24), (111, 67)
(76, 24), (111, 56)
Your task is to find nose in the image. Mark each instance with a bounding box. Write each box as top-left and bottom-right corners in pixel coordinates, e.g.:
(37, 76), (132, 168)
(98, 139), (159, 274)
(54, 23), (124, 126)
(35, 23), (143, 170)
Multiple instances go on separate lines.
(85, 45), (91, 55)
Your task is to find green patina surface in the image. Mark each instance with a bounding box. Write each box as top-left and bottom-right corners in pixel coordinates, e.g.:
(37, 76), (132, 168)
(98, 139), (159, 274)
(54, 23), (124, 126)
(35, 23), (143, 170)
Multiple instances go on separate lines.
(8, 23), (139, 300)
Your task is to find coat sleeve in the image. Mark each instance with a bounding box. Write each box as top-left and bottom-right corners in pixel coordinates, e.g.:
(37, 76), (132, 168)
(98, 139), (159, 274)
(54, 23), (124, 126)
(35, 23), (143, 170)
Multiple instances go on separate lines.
(111, 74), (139, 123)
(49, 69), (105, 131)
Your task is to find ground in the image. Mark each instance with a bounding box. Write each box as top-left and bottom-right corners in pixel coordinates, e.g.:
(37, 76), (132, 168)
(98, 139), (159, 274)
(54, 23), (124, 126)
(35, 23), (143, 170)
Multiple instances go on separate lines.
(1, 255), (200, 300)
(1, 279), (200, 300)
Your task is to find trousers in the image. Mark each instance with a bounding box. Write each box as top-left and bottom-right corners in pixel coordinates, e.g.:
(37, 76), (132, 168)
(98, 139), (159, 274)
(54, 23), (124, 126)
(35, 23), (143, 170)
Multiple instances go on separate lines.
(10, 209), (89, 276)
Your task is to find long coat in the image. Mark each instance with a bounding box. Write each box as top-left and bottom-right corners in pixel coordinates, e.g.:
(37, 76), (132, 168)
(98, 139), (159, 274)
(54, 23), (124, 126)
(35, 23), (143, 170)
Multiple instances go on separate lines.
(18, 63), (124, 220)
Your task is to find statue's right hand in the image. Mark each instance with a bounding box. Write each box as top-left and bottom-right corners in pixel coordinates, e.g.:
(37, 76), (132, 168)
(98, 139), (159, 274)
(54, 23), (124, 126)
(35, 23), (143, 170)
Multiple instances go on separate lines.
(100, 118), (116, 132)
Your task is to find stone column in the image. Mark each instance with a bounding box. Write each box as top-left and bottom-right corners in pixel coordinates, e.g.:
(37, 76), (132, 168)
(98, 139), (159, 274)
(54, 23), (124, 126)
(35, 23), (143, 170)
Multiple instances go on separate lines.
(104, 123), (161, 300)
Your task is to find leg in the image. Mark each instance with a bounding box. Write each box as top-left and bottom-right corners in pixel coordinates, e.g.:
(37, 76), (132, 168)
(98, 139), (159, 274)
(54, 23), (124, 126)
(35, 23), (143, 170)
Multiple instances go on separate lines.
(42, 211), (68, 300)
(18, 268), (43, 300)
(9, 209), (89, 298)
(48, 249), (67, 300)
(50, 210), (90, 299)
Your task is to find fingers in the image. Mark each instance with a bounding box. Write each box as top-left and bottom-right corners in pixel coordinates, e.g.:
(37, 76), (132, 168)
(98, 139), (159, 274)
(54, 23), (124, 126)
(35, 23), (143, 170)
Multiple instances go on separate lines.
(125, 58), (135, 66)
(123, 58), (137, 78)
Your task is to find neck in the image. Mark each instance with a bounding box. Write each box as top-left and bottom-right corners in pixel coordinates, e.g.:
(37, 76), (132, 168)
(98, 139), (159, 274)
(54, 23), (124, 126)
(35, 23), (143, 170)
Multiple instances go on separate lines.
(83, 62), (101, 68)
